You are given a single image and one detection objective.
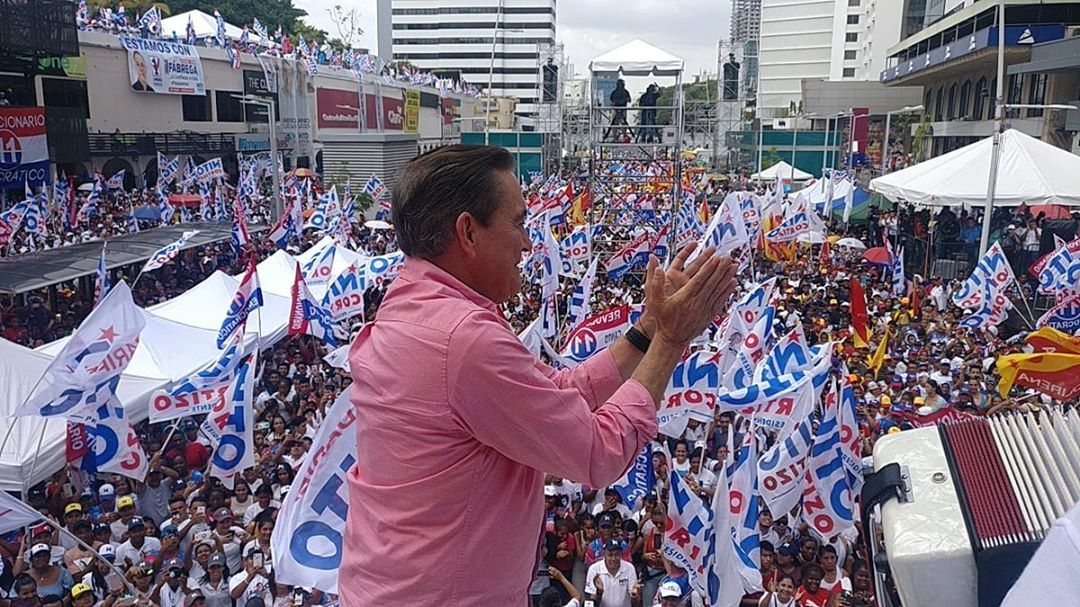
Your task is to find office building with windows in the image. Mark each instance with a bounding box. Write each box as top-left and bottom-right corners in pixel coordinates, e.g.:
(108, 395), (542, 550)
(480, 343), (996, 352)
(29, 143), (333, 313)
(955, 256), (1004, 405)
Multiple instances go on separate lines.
(881, 0), (1080, 155)
(385, 0), (557, 122)
(758, 0), (904, 118)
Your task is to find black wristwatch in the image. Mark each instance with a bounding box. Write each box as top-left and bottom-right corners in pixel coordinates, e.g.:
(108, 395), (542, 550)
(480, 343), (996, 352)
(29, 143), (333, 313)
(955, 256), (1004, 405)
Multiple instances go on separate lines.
(625, 325), (652, 354)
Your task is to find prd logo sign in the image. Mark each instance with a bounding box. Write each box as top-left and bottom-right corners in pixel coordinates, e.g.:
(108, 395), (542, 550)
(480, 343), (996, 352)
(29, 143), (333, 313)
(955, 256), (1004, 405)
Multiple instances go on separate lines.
(568, 328), (598, 360)
(0, 130), (23, 167)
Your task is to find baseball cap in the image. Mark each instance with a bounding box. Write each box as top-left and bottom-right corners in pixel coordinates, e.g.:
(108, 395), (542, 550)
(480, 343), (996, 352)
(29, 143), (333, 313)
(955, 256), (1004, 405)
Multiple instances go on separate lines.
(208, 552), (227, 568)
(127, 516), (146, 531)
(597, 512), (616, 528)
(659, 581), (684, 598)
(98, 483), (115, 498)
(98, 544), (116, 561)
(31, 522), (51, 537)
(71, 583), (92, 599)
(777, 542), (799, 557)
(165, 557), (184, 571)
(913, 396), (926, 405)
(601, 539), (622, 553)
(117, 496), (135, 510)
(162, 524), (179, 538)
(881, 395), (892, 405)
(866, 381), (878, 390)
(93, 523), (110, 535)
(212, 507), (233, 523)
(64, 503), (82, 515)
(543, 485), (557, 497)
(72, 520), (91, 532)
(30, 543), (51, 558)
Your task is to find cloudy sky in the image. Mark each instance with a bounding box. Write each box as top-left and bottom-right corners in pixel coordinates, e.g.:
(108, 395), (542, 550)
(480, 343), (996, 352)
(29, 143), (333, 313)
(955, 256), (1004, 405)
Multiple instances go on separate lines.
(294, 0), (730, 77)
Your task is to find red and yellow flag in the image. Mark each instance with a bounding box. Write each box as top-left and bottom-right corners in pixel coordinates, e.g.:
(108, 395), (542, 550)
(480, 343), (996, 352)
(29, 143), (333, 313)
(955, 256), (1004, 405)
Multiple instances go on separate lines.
(996, 352), (1080, 399)
(850, 278), (870, 349)
(1025, 326), (1080, 355)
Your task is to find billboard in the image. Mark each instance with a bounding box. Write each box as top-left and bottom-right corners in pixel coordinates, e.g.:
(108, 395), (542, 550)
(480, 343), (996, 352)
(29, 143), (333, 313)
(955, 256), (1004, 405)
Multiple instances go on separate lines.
(0, 107), (50, 188)
(316, 88), (360, 130)
(119, 36), (206, 96)
(404, 90), (420, 134)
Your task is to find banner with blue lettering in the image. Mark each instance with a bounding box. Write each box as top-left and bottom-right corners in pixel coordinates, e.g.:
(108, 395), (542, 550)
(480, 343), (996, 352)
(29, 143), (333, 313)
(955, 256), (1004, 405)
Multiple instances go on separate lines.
(953, 242), (1015, 309)
(803, 380), (855, 540)
(149, 337), (255, 422)
(15, 282), (145, 419)
(560, 304), (630, 366)
(301, 241), (337, 288)
(603, 231), (652, 279)
(119, 36), (206, 96)
(272, 390), (357, 594)
(725, 431), (763, 593)
(85, 402), (148, 482)
(217, 259), (264, 348)
(664, 467), (716, 599)
(0, 108), (50, 189)
(364, 251), (405, 290)
(323, 262), (367, 322)
(756, 389), (814, 517)
(202, 353), (256, 488)
(610, 444), (655, 511)
(659, 350), (721, 437)
(559, 225), (591, 276)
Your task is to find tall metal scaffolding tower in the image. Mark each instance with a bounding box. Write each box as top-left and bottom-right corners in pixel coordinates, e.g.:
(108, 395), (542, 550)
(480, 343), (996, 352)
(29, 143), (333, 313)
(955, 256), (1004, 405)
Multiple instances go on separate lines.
(535, 42), (566, 175)
(716, 39), (752, 171)
(587, 41), (685, 243)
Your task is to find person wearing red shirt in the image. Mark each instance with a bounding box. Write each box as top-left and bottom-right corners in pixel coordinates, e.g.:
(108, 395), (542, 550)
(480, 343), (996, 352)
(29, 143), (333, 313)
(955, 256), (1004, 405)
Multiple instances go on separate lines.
(183, 425), (210, 470)
(794, 565), (832, 607)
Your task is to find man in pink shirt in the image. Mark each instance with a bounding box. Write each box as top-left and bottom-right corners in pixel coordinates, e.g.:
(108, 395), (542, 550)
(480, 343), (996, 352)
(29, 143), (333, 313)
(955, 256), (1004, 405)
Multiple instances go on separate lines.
(341, 145), (737, 605)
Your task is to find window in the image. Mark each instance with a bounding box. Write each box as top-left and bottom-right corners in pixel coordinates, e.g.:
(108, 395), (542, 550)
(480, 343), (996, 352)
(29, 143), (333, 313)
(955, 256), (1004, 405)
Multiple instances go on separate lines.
(847, 14), (860, 24)
(934, 87), (944, 121)
(959, 79), (972, 119)
(973, 77), (988, 120)
(844, 50), (857, 60)
(848, 0), (860, 5)
(215, 91), (245, 123)
(41, 77), (89, 118)
(182, 94), (211, 122)
(988, 78), (997, 120)
(924, 89), (933, 118)
(1027, 73), (1047, 117)
(845, 32), (858, 42)
(946, 83), (957, 119)
(843, 68), (856, 78)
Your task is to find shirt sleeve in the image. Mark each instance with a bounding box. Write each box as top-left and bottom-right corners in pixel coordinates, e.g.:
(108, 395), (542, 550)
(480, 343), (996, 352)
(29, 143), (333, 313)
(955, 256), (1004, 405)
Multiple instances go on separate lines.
(534, 348), (626, 412)
(583, 565), (598, 594)
(447, 310), (658, 491)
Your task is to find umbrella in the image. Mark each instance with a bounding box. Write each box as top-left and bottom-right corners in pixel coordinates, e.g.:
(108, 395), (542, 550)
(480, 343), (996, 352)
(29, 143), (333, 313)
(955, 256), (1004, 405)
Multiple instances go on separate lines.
(1027, 204), (1072, 220)
(796, 232), (826, 244)
(364, 220), (393, 230)
(289, 168), (317, 179)
(836, 237), (867, 250)
(77, 182), (94, 192)
(168, 194), (203, 208)
(862, 246), (893, 265)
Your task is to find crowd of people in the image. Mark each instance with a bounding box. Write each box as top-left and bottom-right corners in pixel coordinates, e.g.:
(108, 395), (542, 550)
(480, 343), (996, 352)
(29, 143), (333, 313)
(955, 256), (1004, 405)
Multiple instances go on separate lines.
(0, 159), (1075, 607)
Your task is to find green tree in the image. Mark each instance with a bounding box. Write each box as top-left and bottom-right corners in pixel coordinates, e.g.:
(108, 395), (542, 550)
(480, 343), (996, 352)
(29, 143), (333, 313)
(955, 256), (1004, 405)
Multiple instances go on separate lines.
(655, 79), (718, 125)
(89, 0), (172, 16)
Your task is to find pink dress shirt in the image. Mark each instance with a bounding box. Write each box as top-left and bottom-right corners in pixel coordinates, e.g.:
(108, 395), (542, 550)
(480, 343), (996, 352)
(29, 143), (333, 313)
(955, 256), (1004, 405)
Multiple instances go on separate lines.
(341, 258), (657, 605)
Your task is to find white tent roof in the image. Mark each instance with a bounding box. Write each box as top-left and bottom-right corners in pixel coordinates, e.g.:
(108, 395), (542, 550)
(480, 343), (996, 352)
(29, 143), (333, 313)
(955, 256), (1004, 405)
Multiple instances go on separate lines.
(869, 129), (1080, 207)
(0, 244), (361, 491)
(160, 9), (269, 45)
(751, 160), (814, 182)
(590, 39), (684, 76)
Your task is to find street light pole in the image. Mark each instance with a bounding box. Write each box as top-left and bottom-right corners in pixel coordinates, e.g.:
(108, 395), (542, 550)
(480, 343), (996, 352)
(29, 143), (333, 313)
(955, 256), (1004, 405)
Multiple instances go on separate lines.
(234, 94), (282, 221)
(979, 0), (1006, 257)
(484, 0), (506, 146)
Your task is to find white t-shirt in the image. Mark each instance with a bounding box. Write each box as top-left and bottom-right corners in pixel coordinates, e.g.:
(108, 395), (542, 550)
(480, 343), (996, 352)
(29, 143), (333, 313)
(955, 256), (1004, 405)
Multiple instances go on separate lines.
(115, 537), (161, 567)
(228, 570), (272, 605)
(1002, 499), (1080, 607)
(158, 582), (187, 607)
(585, 560), (638, 607)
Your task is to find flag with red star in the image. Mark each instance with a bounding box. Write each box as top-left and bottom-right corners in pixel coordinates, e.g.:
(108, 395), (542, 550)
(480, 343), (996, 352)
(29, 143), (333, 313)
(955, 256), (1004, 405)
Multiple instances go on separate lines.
(16, 281), (145, 419)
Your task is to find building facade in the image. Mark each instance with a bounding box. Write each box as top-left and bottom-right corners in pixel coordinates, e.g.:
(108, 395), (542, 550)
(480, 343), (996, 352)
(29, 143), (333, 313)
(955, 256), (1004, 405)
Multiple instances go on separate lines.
(881, 0), (1080, 156)
(758, 0), (904, 118)
(26, 30), (477, 192)
(730, 0), (761, 99)
(386, 0), (557, 122)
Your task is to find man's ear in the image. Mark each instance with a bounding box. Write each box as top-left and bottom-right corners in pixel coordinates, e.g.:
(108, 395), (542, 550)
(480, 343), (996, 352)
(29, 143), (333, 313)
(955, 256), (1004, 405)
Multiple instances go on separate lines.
(454, 212), (480, 259)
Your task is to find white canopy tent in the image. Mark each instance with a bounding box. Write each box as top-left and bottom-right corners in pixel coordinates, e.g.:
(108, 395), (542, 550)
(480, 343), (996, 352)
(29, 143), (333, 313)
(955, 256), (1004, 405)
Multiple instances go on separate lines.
(160, 9), (270, 45)
(751, 160), (814, 182)
(869, 129), (1080, 207)
(589, 39), (684, 76)
(0, 240), (369, 492)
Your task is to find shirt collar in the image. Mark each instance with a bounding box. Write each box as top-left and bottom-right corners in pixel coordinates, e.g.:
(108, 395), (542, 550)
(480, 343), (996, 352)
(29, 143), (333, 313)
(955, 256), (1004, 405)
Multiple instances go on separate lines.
(398, 257), (499, 313)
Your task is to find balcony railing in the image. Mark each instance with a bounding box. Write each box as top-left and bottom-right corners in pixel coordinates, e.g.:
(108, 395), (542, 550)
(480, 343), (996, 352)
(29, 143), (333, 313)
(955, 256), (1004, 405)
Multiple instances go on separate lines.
(0, 0), (79, 58)
(88, 132), (237, 157)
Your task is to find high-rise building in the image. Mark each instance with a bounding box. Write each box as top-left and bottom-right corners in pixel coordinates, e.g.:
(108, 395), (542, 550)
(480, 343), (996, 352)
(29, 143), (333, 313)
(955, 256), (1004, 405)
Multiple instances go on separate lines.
(385, 0), (557, 121)
(730, 0), (761, 44)
(758, 0), (903, 117)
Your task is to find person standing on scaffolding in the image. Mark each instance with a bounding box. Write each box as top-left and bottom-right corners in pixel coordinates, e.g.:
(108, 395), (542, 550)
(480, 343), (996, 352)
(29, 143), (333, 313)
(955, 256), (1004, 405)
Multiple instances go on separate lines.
(637, 84), (660, 143)
(605, 79), (631, 142)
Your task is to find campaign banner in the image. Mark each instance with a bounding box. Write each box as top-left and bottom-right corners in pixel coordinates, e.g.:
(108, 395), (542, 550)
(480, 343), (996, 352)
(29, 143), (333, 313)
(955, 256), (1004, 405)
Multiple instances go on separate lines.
(758, 416), (813, 517)
(0, 107), (50, 188)
(323, 263), (367, 322)
(561, 304), (631, 365)
(364, 251), (405, 289)
(89, 404), (148, 482)
(119, 36), (205, 95)
(1030, 236), (1080, 278)
(149, 339), (254, 422)
(192, 158), (225, 183)
(611, 444), (655, 512)
(272, 390), (357, 594)
(660, 351), (721, 437)
(202, 354), (256, 487)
